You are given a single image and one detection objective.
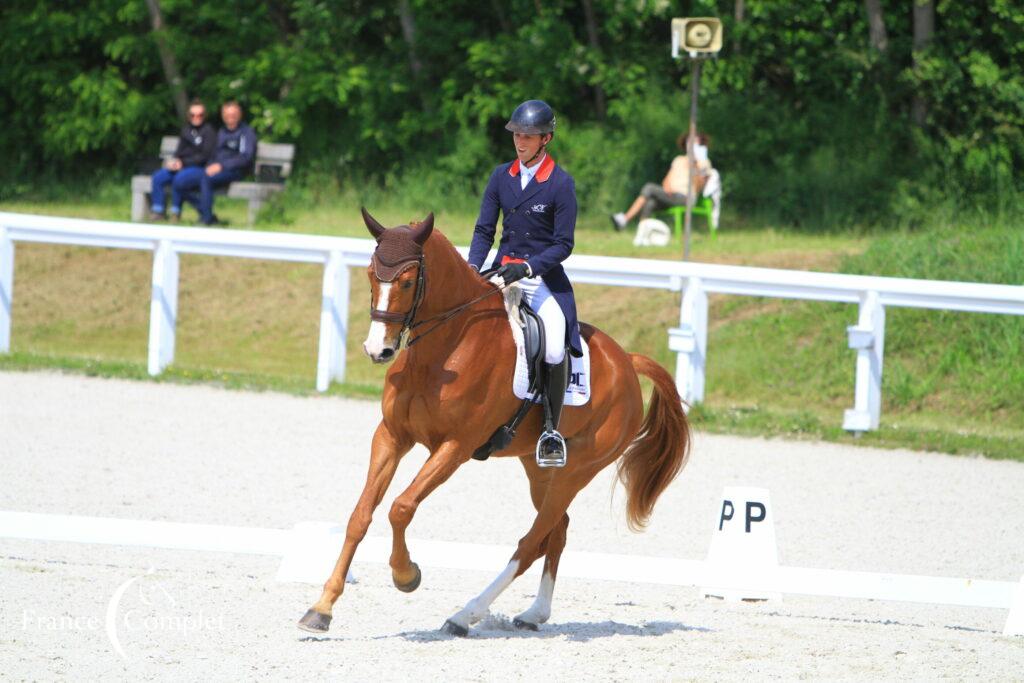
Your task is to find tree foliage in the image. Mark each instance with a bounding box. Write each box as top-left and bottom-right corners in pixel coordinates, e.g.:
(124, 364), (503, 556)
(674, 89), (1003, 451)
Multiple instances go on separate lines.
(1, 0), (1021, 224)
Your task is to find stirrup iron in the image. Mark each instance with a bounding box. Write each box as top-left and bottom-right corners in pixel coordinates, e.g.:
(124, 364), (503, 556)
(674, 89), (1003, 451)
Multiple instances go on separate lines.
(535, 353), (570, 468)
(536, 430), (567, 468)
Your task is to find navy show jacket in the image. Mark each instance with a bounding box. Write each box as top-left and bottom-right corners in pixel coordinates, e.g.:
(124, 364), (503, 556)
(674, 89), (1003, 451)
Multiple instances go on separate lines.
(468, 156), (583, 357)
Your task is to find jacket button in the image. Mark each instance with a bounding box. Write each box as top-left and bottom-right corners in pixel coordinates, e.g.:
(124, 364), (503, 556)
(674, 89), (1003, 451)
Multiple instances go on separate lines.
(526, 232), (531, 236)
(510, 208), (516, 214)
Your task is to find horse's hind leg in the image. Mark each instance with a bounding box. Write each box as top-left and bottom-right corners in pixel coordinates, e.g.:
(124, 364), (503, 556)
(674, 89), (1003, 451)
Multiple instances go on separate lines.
(510, 458), (571, 630)
(513, 512), (569, 631)
(442, 477), (583, 637)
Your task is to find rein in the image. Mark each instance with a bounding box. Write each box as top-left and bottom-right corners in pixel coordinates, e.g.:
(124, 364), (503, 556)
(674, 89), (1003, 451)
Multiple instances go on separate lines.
(371, 256), (504, 349)
(406, 284), (504, 347)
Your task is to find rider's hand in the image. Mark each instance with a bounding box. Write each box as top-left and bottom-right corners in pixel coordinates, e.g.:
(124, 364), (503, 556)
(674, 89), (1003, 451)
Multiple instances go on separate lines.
(495, 262), (530, 286)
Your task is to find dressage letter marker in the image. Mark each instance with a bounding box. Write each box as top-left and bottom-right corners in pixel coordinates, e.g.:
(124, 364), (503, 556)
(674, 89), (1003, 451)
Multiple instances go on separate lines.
(702, 486), (782, 602)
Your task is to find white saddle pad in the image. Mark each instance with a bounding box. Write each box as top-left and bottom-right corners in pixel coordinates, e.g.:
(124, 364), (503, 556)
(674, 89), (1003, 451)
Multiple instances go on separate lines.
(503, 286), (591, 406)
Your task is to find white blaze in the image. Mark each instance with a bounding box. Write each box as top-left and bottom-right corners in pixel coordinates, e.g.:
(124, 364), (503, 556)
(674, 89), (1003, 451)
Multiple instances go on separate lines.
(364, 282), (392, 356)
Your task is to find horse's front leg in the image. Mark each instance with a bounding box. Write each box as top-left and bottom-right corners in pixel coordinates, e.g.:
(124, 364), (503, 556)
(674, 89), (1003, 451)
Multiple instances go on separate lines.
(298, 422), (412, 633)
(387, 440), (469, 591)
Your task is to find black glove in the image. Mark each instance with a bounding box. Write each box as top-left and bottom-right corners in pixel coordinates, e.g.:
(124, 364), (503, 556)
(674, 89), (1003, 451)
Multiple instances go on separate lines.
(495, 262), (530, 286)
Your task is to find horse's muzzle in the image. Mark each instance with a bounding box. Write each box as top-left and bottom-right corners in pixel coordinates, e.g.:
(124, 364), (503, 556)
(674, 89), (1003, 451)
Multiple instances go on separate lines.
(364, 344), (396, 364)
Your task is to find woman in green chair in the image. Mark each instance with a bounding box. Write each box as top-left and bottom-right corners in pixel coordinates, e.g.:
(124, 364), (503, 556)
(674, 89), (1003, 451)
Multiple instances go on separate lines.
(610, 131), (712, 231)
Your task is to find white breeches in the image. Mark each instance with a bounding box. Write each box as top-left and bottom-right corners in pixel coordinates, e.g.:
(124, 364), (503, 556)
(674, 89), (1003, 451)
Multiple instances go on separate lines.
(517, 277), (566, 364)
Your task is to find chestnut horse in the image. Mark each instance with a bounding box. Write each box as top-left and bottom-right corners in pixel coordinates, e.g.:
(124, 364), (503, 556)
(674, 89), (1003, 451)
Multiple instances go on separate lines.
(298, 210), (691, 636)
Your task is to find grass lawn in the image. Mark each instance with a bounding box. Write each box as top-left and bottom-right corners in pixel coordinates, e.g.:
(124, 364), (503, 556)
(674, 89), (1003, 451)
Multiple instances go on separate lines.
(3, 186), (1022, 461)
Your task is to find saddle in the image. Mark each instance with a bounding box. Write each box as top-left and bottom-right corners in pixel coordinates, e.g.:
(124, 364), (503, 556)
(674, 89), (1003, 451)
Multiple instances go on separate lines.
(471, 289), (552, 462)
(519, 300), (546, 390)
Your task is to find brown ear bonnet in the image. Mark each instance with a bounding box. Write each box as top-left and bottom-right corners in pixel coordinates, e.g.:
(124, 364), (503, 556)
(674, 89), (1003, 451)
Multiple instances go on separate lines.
(363, 208), (434, 281)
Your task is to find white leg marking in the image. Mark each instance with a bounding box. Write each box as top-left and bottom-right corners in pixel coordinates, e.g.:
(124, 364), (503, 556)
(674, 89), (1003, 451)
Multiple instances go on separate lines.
(515, 570), (555, 626)
(363, 282), (391, 355)
(447, 560), (520, 629)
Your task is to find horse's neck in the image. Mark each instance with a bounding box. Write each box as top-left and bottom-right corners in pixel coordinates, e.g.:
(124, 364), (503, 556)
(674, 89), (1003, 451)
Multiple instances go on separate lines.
(418, 235), (494, 319)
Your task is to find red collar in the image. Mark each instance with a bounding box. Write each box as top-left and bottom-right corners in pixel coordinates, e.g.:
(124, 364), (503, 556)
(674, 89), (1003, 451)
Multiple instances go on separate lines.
(508, 155), (555, 183)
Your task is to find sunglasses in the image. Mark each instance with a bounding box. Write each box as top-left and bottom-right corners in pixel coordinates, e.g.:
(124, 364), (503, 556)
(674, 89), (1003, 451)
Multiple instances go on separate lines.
(189, 112), (205, 119)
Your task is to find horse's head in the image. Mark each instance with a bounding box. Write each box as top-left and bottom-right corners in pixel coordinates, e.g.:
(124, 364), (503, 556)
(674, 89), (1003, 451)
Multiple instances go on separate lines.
(362, 207), (434, 363)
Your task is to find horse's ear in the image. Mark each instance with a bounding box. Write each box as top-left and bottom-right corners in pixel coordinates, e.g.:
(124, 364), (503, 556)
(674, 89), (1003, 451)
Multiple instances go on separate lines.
(411, 212), (434, 246)
(361, 207), (386, 240)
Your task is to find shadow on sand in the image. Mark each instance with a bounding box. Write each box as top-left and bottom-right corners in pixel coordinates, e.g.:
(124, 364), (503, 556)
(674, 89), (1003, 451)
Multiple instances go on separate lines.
(298, 613), (712, 644)
(396, 616), (712, 643)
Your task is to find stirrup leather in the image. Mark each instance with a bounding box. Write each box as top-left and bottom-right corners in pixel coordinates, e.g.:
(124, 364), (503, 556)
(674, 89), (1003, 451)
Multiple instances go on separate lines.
(536, 430), (567, 468)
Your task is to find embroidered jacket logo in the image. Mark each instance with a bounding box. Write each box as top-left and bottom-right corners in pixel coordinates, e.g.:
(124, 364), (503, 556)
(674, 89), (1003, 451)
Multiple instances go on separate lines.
(531, 204), (547, 213)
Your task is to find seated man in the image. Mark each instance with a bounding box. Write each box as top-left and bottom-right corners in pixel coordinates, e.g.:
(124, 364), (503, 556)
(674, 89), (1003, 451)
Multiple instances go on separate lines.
(174, 100), (257, 226)
(148, 98), (216, 222)
(610, 132), (712, 231)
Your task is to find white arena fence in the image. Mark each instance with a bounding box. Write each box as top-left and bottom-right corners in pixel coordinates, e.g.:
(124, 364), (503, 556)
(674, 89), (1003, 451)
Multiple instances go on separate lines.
(3, 211), (1024, 432)
(1, 509), (1021, 636)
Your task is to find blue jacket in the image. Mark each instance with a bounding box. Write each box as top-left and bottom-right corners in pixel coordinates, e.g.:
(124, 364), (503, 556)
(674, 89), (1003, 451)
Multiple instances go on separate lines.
(213, 123), (257, 174)
(468, 156), (583, 357)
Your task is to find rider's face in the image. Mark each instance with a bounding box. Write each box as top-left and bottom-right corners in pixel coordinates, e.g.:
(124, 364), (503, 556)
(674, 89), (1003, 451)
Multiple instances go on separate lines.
(513, 132), (550, 166)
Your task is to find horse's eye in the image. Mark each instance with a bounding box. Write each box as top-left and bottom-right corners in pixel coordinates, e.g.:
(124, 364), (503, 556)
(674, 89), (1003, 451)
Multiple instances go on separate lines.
(402, 281), (413, 290)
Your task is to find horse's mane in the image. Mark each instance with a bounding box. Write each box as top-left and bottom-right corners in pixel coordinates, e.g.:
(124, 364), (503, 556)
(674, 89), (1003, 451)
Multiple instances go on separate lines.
(417, 221), (494, 312)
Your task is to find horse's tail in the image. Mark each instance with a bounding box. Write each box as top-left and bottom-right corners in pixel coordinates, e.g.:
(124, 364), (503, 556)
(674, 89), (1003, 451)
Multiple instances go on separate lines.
(617, 353), (692, 532)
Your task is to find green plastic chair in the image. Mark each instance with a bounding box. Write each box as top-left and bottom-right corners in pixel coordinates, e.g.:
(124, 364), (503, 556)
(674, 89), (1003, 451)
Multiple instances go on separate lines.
(663, 196), (717, 240)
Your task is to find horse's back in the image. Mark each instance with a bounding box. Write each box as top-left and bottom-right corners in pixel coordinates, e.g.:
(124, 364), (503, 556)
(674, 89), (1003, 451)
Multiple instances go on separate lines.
(578, 322), (644, 420)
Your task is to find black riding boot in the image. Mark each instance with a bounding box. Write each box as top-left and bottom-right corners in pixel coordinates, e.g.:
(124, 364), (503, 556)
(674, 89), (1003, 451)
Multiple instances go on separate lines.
(536, 355), (570, 468)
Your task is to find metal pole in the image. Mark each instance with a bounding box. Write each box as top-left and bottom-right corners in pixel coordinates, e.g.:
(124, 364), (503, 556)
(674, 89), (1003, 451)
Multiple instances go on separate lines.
(683, 58), (702, 260)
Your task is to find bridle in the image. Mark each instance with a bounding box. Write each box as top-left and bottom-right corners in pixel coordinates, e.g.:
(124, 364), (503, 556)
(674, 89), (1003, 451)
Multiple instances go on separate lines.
(369, 252), (504, 350)
(369, 254), (427, 340)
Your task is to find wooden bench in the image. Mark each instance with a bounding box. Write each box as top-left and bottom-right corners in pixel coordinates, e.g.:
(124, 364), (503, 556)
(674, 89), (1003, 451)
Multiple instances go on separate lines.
(131, 136), (295, 225)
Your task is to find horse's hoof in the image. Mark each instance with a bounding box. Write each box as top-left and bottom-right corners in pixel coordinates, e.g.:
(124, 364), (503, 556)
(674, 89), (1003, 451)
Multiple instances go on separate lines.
(297, 608), (332, 633)
(394, 562), (422, 593)
(441, 619), (469, 637)
(513, 617), (539, 631)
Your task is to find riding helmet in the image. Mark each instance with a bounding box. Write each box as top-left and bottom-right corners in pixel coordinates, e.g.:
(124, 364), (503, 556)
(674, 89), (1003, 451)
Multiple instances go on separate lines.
(505, 100), (556, 135)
